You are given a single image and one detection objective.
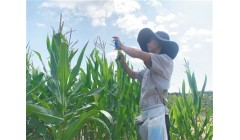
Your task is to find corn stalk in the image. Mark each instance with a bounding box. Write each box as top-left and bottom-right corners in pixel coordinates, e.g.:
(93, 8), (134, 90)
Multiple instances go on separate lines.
(169, 59), (213, 140)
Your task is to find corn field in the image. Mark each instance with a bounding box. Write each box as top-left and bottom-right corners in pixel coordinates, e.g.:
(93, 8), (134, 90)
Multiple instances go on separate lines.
(26, 17), (213, 140)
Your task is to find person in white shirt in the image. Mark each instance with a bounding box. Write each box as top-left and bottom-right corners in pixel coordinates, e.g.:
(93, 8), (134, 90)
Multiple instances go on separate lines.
(113, 28), (179, 140)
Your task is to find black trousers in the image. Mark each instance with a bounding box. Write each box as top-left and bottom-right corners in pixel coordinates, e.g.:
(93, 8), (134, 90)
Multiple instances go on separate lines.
(165, 115), (171, 140)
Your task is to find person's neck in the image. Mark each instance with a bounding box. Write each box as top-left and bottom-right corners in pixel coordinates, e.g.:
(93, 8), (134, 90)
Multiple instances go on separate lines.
(152, 49), (161, 54)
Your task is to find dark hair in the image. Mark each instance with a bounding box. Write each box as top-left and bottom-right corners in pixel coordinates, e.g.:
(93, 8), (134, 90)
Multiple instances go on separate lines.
(158, 40), (168, 55)
(154, 38), (163, 54)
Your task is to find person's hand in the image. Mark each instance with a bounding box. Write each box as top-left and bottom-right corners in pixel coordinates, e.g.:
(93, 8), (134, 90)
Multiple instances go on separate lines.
(116, 52), (124, 63)
(112, 36), (123, 50)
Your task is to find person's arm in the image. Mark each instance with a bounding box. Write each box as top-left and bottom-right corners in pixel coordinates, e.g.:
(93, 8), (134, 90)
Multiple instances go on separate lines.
(116, 53), (136, 79)
(113, 37), (152, 66)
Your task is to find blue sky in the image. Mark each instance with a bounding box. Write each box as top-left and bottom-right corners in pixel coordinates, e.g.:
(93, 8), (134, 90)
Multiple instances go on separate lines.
(26, 0), (212, 92)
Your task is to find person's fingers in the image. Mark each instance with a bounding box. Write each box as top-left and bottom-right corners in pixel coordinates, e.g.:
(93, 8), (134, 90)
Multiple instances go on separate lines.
(115, 53), (124, 61)
(112, 37), (119, 42)
(119, 54), (124, 61)
(119, 54), (123, 58)
(116, 54), (120, 61)
(112, 36), (121, 42)
(118, 52), (123, 56)
(116, 56), (121, 61)
(112, 36), (119, 39)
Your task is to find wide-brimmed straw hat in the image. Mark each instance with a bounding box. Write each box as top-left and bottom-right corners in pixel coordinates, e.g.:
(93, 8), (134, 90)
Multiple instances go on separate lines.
(137, 28), (179, 59)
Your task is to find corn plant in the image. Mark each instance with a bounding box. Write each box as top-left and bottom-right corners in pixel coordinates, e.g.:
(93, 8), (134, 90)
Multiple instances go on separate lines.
(81, 38), (142, 139)
(169, 59), (213, 140)
(26, 15), (112, 140)
(27, 44), (52, 139)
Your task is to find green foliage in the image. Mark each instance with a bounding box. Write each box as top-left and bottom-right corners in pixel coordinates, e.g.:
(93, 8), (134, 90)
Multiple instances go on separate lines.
(26, 15), (112, 140)
(169, 60), (213, 140)
(81, 44), (141, 139)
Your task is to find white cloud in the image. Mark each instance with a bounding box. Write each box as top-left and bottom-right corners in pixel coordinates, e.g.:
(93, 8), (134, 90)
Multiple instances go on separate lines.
(36, 23), (46, 28)
(169, 31), (178, 36)
(106, 51), (118, 62)
(41, 1), (54, 8)
(180, 27), (212, 44)
(114, 13), (171, 38)
(177, 50), (190, 60)
(146, 0), (162, 7)
(39, 0), (184, 42)
(178, 27), (212, 60)
(180, 36), (190, 44)
(205, 38), (212, 43)
(154, 24), (169, 33)
(92, 18), (106, 27)
(181, 45), (191, 53)
(169, 23), (179, 28)
(193, 44), (202, 48)
(40, 0), (141, 27)
(184, 27), (211, 38)
(38, 9), (58, 19)
(40, 0), (114, 26)
(114, 0), (140, 15)
(153, 13), (183, 36)
(115, 13), (178, 38)
(156, 14), (176, 23)
(40, 0), (183, 38)
(114, 14), (149, 38)
(175, 44), (191, 60)
(41, 1), (92, 10)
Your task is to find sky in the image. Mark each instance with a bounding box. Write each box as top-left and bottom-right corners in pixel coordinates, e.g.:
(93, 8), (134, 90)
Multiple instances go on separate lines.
(26, 0), (212, 92)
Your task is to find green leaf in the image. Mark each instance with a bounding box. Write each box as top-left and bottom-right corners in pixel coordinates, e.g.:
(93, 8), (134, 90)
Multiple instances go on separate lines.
(85, 87), (104, 97)
(68, 42), (88, 85)
(47, 80), (62, 105)
(201, 75), (207, 94)
(100, 110), (113, 124)
(34, 72), (44, 83)
(199, 114), (210, 135)
(63, 109), (99, 140)
(27, 77), (50, 96)
(198, 75), (207, 115)
(67, 80), (83, 99)
(88, 116), (112, 139)
(34, 50), (48, 75)
(50, 50), (58, 82)
(30, 115), (49, 140)
(204, 125), (213, 139)
(182, 80), (186, 95)
(75, 103), (97, 114)
(73, 87), (104, 99)
(46, 35), (51, 53)
(50, 38), (59, 82)
(69, 49), (78, 62)
(26, 104), (63, 125)
(57, 42), (69, 93)
(31, 94), (51, 109)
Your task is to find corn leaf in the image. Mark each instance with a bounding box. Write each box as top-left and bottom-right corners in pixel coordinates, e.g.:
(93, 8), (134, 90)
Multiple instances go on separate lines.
(26, 104), (63, 125)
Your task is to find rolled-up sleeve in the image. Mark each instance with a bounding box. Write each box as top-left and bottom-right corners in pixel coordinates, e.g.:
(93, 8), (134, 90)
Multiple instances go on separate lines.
(134, 69), (145, 82)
